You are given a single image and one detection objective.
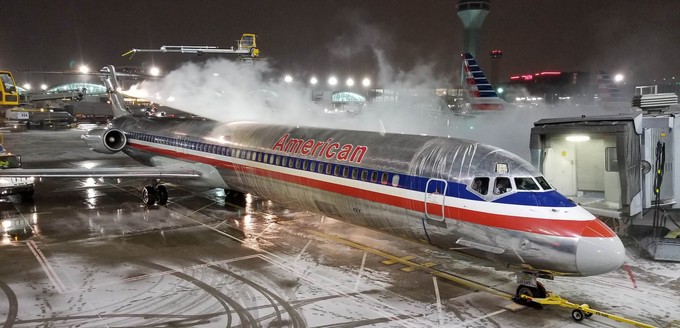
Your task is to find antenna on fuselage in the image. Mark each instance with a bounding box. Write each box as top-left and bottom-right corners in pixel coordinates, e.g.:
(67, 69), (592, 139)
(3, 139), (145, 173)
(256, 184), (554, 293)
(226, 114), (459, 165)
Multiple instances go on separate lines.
(99, 66), (132, 118)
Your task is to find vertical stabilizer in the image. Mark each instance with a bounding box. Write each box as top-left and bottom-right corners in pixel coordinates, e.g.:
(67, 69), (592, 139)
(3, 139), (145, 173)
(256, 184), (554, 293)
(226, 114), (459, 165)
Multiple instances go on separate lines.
(597, 71), (627, 103)
(462, 53), (504, 110)
(100, 66), (132, 118)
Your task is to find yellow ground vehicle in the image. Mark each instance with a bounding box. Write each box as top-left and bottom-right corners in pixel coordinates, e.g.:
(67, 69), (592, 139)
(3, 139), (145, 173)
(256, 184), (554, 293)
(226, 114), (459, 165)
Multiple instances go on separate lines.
(0, 70), (20, 107)
(123, 33), (260, 63)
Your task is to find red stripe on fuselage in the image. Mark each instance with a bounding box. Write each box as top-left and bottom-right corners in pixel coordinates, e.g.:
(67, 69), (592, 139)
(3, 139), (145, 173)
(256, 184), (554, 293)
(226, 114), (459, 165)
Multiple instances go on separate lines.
(128, 142), (614, 238)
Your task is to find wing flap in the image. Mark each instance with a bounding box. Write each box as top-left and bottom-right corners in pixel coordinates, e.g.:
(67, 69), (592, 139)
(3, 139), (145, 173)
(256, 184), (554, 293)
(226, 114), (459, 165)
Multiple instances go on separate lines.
(0, 167), (203, 179)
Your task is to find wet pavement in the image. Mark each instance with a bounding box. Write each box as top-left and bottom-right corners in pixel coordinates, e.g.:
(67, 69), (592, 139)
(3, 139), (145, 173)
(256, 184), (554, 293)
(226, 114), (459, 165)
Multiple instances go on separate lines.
(0, 128), (678, 327)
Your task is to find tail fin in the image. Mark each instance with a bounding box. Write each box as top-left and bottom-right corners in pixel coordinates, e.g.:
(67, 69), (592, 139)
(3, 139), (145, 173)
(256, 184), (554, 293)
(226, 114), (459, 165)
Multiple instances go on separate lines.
(461, 53), (504, 110)
(100, 66), (132, 118)
(597, 71), (627, 103)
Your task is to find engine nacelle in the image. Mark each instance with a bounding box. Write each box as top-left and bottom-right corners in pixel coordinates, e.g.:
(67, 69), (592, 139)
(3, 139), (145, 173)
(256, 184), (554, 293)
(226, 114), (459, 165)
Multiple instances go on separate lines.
(81, 128), (127, 154)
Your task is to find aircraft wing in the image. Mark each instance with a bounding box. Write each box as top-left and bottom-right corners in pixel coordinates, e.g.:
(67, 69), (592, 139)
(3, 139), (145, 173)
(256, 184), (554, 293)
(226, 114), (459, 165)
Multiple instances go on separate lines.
(0, 167), (203, 179)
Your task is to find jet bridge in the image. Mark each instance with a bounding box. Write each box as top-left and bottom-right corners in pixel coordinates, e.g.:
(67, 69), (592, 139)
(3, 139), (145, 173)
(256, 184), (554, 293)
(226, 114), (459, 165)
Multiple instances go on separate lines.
(530, 98), (680, 261)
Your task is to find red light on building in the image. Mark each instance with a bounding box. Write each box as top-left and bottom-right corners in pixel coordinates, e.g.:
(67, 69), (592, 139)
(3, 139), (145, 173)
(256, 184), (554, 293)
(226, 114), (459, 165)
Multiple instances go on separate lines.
(490, 49), (503, 58)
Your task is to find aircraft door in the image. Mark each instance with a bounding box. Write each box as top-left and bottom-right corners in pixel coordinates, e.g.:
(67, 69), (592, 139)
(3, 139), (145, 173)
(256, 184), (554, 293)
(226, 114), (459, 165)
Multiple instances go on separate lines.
(424, 178), (447, 222)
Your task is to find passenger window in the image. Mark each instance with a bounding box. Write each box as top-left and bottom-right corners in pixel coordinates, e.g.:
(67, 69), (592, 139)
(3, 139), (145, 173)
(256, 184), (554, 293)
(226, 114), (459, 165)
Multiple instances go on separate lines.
(515, 177), (540, 191)
(317, 163), (324, 173)
(351, 168), (358, 180)
(326, 164), (332, 175)
(361, 170), (368, 181)
(494, 177), (512, 195)
(295, 159), (301, 169)
(310, 162), (316, 172)
(275, 156), (281, 166)
(342, 166), (349, 178)
(263, 154), (268, 163)
(288, 158), (294, 168)
(302, 160), (308, 170)
(392, 175), (400, 186)
(334, 165), (340, 176)
(471, 177), (489, 195)
(370, 171), (378, 183)
(257, 153), (262, 162)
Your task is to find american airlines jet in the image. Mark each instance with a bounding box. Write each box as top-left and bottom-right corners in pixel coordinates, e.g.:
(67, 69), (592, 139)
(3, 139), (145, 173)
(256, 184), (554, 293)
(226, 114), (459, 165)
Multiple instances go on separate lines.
(0, 65), (624, 300)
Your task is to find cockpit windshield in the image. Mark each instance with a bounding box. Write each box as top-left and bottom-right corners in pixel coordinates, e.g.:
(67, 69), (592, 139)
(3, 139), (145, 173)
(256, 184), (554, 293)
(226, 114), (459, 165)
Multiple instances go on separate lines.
(535, 176), (552, 190)
(515, 177), (540, 191)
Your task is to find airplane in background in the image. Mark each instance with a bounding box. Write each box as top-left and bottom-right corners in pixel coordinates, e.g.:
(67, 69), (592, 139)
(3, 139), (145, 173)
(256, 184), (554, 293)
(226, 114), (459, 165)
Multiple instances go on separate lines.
(0, 65), (625, 300)
(461, 53), (505, 110)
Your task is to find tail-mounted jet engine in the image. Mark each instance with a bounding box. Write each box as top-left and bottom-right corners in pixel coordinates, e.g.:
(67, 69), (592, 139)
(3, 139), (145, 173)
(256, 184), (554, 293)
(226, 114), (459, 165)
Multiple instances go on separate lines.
(81, 128), (127, 154)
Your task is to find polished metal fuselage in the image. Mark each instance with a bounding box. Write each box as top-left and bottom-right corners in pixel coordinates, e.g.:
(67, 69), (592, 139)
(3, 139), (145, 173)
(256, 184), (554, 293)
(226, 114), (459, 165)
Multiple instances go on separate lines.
(113, 115), (588, 275)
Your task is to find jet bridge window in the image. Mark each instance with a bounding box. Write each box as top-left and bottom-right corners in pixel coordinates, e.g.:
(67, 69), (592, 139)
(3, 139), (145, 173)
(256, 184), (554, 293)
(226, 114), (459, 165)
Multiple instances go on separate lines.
(493, 177), (512, 195)
(605, 147), (618, 171)
(515, 177), (540, 191)
(471, 177), (489, 195)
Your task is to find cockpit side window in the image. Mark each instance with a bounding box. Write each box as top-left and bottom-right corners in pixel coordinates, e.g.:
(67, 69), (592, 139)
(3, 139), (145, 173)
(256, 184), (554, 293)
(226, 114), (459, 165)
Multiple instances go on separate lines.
(535, 176), (552, 190)
(471, 177), (489, 195)
(515, 177), (540, 191)
(494, 177), (512, 195)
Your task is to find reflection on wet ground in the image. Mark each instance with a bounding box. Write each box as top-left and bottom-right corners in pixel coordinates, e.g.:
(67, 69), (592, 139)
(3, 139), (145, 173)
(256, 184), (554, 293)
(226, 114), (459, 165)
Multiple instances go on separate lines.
(0, 129), (677, 327)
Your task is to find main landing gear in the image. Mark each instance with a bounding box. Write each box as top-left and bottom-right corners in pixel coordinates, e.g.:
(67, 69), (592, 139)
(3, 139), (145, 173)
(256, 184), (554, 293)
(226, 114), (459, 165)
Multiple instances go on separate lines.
(224, 189), (246, 207)
(142, 181), (168, 206)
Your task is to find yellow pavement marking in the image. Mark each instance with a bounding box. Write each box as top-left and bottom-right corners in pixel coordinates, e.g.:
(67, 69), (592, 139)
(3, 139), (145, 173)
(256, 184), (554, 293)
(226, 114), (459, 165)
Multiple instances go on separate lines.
(307, 230), (513, 300)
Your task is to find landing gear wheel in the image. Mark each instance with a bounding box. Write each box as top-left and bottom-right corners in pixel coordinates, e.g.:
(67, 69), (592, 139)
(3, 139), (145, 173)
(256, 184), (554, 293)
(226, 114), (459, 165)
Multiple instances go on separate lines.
(571, 309), (585, 321)
(516, 283), (546, 299)
(155, 185), (168, 205)
(142, 186), (156, 205)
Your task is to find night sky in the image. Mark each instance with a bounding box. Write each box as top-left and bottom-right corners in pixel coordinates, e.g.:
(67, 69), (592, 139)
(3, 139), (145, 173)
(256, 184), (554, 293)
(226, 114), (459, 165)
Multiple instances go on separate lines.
(2, 0), (680, 87)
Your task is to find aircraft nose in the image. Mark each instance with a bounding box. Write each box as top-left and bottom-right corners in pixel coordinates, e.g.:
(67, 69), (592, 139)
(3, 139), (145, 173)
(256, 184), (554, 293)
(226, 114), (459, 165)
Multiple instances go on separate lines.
(576, 236), (625, 276)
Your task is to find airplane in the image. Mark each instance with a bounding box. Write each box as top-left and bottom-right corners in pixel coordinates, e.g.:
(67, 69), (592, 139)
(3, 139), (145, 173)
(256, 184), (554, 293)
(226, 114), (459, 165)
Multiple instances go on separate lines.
(0, 65), (625, 300)
(461, 53), (505, 110)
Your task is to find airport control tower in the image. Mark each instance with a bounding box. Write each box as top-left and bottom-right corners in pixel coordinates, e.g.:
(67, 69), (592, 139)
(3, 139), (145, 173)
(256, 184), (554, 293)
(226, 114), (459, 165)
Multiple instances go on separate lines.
(456, 0), (491, 57)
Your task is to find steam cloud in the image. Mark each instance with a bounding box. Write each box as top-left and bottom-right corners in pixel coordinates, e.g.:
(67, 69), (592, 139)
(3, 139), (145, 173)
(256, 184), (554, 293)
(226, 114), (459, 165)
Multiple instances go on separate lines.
(126, 27), (637, 161)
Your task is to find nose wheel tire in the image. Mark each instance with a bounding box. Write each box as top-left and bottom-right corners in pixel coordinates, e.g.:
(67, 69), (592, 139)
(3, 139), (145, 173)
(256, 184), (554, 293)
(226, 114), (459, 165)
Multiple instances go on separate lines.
(142, 186), (156, 205)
